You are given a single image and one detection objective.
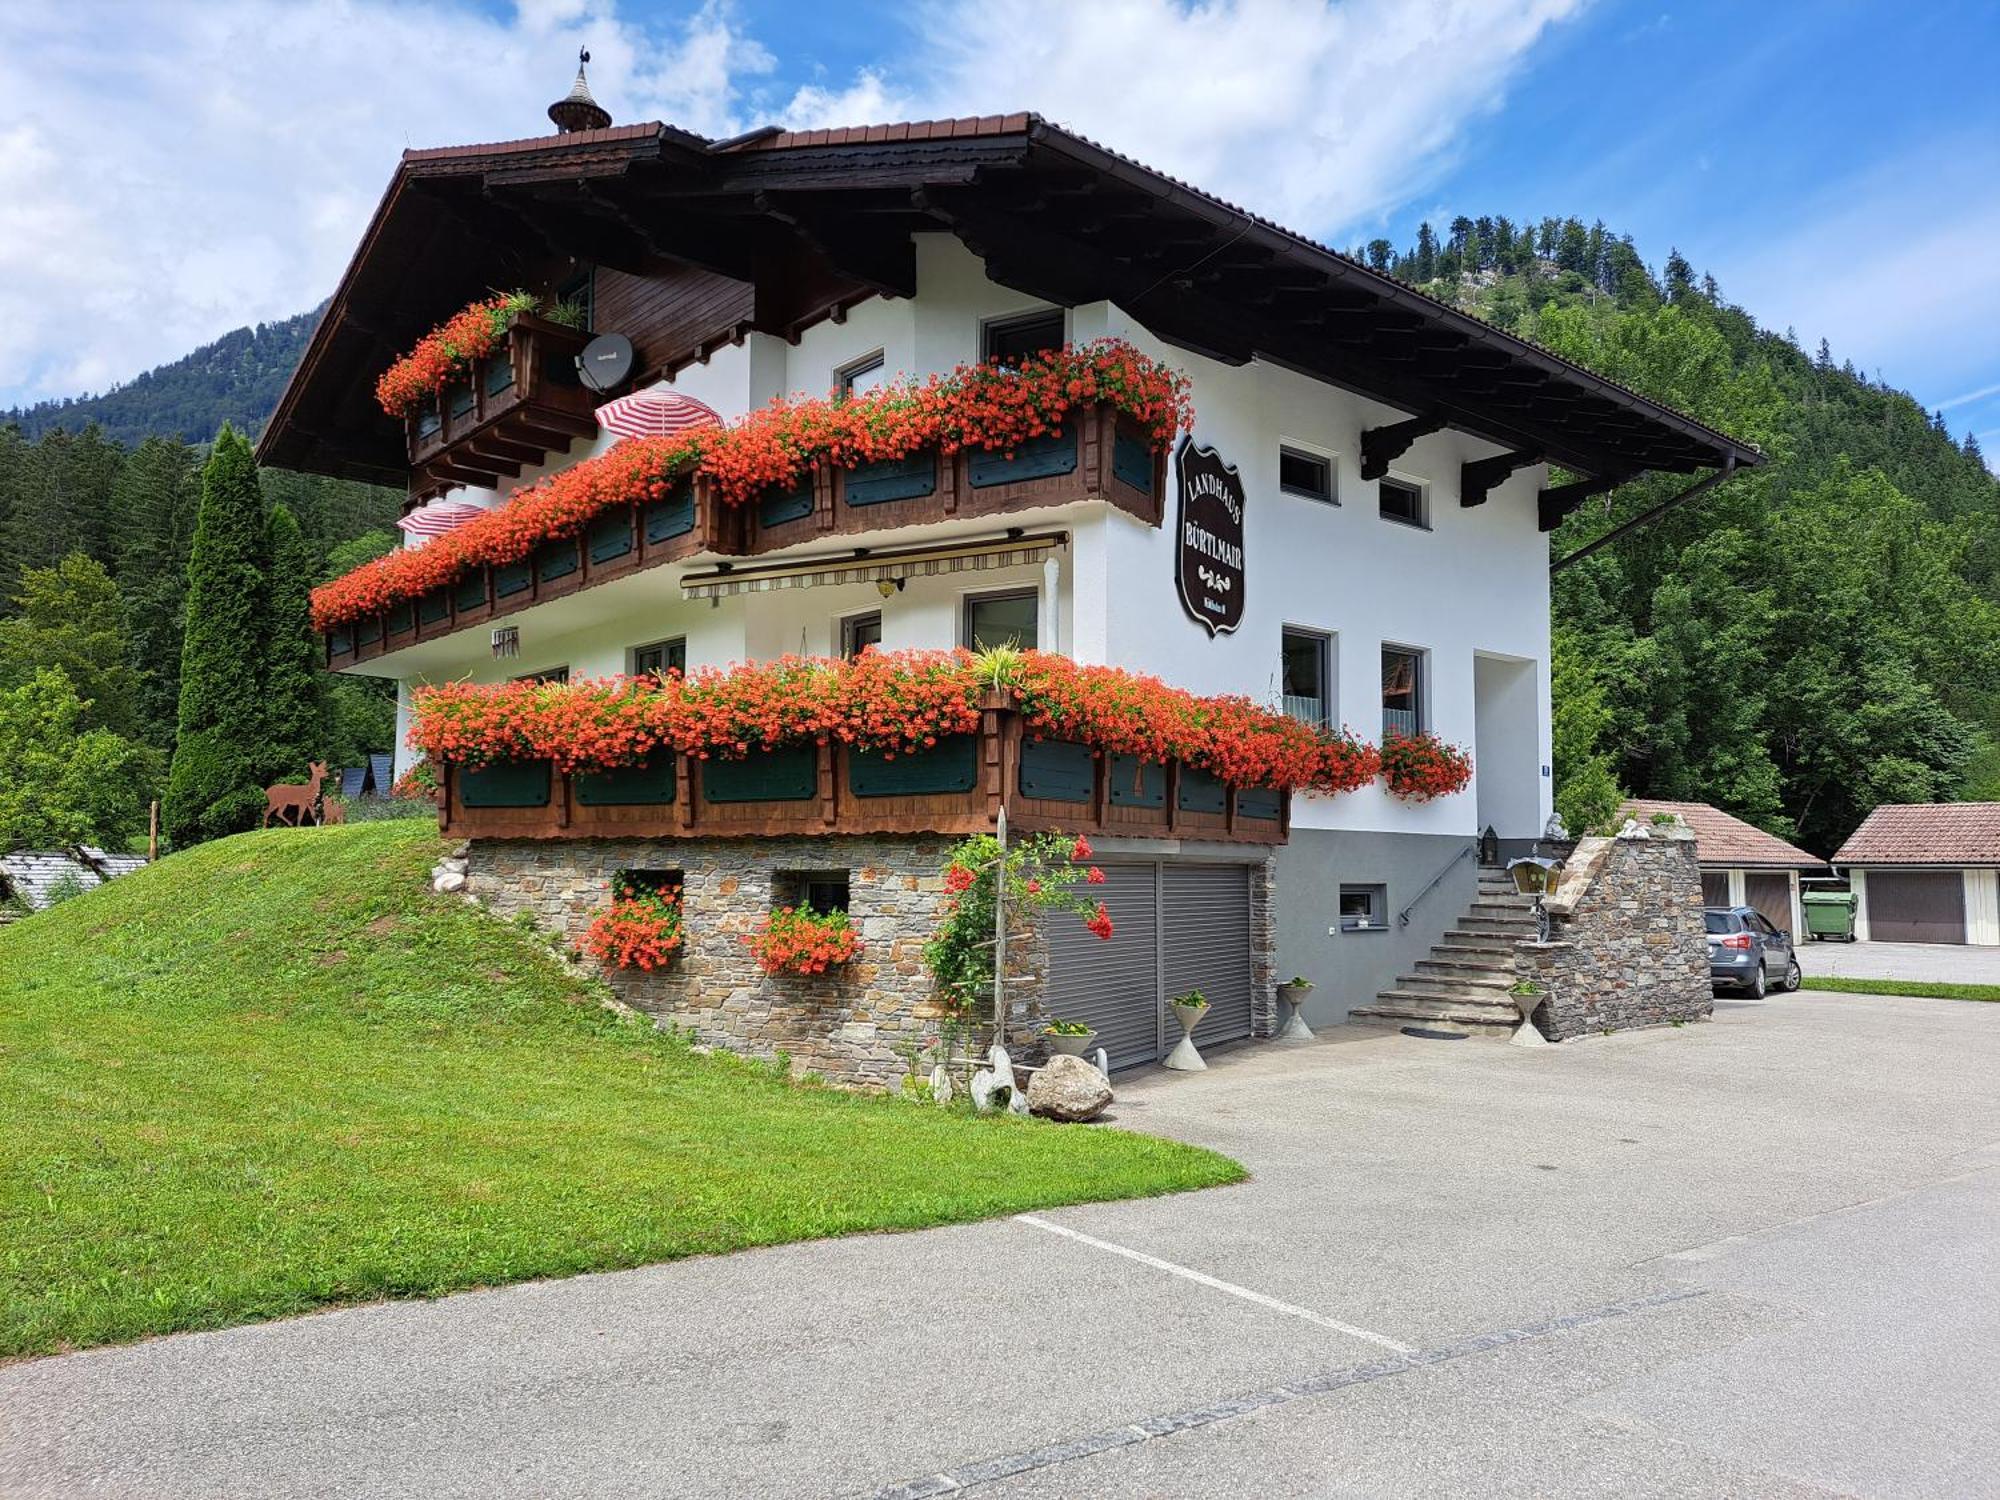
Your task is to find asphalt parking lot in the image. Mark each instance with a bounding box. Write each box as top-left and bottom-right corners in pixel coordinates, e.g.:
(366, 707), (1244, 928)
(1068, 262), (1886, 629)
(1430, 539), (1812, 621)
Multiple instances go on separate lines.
(3, 989), (1996, 1499)
(1799, 937), (2000, 984)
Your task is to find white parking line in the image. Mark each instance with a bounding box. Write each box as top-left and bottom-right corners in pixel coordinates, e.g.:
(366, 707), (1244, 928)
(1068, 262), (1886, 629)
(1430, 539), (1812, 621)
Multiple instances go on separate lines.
(1013, 1214), (1415, 1354)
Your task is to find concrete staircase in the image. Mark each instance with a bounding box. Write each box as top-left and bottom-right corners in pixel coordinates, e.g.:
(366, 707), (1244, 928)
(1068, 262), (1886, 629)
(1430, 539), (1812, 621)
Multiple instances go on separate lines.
(1350, 866), (1535, 1034)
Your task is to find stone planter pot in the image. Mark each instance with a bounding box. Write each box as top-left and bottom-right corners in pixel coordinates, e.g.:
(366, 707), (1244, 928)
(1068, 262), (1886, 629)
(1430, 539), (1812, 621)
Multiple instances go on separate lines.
(1164, 1001), (1209, 1071)
(1276, 983), (1315, 1041)
(1044, 1028), (1097, 1058)
(1509, 987), (1551, 1047)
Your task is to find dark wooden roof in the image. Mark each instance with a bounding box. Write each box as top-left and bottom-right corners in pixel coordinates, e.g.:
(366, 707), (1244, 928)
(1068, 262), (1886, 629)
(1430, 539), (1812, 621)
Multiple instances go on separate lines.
(259, 113), (1761, 488)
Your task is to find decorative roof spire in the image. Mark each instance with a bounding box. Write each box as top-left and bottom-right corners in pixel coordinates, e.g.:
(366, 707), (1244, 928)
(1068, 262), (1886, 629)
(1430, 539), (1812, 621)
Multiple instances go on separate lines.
(548, 47), (612, 134)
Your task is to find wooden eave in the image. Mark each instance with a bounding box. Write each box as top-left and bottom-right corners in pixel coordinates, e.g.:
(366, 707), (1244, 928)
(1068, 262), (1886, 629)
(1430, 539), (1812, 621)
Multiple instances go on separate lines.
(259, 114), (1759, 490)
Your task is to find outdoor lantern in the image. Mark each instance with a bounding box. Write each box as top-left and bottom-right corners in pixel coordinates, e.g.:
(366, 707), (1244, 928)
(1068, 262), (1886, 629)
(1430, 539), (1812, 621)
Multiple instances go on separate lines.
(1507, 856), (1559, 895)
(1478, 825), (1499, 865)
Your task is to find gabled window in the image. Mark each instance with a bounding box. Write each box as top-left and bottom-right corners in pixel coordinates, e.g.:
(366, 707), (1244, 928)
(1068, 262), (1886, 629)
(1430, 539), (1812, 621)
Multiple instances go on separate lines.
(982, 310), (1064, 365)
(1379, 476), (1428, 529)
(1281, 628), (1332, 727)
(1381, 646), (1425, 738)
(1279, 446), (1334, 504)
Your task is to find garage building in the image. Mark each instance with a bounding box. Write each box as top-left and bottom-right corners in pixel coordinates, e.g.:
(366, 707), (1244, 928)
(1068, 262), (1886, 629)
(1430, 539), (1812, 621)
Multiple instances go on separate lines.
(1623, 799), (1824, 937)
(1833, 803), (2000, 946)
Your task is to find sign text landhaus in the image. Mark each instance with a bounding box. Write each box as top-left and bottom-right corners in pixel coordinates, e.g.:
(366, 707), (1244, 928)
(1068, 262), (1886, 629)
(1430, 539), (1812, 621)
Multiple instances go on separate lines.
(1174, 437), (1246, 636)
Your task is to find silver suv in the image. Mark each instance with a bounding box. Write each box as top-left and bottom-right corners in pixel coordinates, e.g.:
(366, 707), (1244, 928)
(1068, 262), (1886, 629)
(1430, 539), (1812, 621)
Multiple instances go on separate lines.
(1705, 906), (1801, 997)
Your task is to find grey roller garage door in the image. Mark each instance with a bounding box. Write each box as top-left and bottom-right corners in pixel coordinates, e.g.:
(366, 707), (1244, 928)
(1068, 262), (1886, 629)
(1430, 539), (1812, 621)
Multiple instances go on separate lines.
(1745, 872), (1793, 934)
(1045, 861), (1255, 1070)
(1045, 864), (1160, 1070)
(1162, 864), (1254, 1046)
(1868, 871), (1965, 944)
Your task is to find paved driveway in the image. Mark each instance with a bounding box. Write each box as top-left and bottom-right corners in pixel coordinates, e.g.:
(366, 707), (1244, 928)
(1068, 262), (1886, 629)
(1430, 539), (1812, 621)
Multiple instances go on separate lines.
(4, 991), (1997, 1499)
(1800, 937), (2000, 984)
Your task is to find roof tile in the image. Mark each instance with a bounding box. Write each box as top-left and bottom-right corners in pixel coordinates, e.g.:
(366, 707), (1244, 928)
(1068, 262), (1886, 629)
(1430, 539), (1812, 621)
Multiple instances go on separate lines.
(1622, 800), (1824, 869)
(1832, 803), (2000, 866)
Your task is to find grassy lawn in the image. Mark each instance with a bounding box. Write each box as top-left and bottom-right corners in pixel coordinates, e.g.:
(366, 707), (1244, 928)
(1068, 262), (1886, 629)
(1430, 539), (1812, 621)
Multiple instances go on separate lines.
(0, 823), (1240, 1359)
(1802, 977), (2000, 1002)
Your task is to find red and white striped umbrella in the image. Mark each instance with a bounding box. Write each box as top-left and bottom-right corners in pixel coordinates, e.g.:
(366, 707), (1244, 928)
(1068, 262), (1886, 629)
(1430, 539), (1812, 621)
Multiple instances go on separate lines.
(595, 387), (723, 444)
(396, 502), (488, 540)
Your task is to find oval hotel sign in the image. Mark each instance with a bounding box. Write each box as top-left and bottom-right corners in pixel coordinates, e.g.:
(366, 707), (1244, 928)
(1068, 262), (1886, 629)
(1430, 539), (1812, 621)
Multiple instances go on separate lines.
(1174, 437), (1245, 636)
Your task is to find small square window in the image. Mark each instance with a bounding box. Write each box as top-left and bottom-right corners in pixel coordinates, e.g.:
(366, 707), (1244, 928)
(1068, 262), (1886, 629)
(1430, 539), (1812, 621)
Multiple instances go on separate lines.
(514, 665), (570, 685)
(556, 267), (594, 332)
(617, 868), (683, 900)
(1340, 884), (1386, 932)
(1379, 476), (1428, 528)
(1279, 447), (1334, 503)
(963, 589), (1038, 651)
(839, 352), (887, 397)
(982, 310), (1064, 365)
(841, 611), (882, 659)
(776, 870), (851, 916)
(1281, 628), (1331, 727)
(1382, 646), (1425, 738)
(631, 637), (686, 680)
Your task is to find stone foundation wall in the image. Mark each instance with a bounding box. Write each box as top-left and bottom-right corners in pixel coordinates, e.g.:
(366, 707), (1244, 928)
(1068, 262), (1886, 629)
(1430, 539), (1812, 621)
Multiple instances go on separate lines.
(1512, 824), (1712, 1039)
(465, 835), (1052, 1089)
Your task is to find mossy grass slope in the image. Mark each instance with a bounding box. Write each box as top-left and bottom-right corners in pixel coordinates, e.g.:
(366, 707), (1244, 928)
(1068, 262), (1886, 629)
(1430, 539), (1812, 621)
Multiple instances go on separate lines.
(0, 822), (1240, 1358)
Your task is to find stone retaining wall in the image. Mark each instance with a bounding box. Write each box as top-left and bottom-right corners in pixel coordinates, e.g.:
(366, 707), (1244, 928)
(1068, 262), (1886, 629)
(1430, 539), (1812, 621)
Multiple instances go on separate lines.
(1512, 823), (1712, 1039)
(464, 835), (1052, 1089)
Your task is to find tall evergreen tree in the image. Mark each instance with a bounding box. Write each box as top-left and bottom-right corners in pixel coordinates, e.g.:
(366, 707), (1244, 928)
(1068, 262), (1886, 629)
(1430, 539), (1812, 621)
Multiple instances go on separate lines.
(262, 503), (325, 778)
(111, 436), (200, 748)
(164, 427), (269, 845)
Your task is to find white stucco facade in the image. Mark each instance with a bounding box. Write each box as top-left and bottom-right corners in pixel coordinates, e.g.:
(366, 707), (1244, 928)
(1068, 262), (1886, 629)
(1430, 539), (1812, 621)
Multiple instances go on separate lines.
(377, 237), (1554, 843)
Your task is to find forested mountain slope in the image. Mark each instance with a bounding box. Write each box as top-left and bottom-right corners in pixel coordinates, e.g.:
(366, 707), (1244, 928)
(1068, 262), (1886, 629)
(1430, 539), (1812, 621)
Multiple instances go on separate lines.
(3, 309), (321, 447)
(1359, 216), (1999, 854)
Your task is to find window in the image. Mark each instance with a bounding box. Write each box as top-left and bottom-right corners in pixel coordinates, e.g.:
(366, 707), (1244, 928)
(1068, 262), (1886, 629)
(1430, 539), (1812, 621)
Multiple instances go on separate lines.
(514, 665), (570, 685)
(963, 589), (1039, 651)
(841, 611), (883, 659)
(631, 637), (686, 680)
(1703, 910), (1740, 935)
(1381, 646), (1425, 738)
(1379, 476), (1428, 528)
(839, 351), (887, 397)
(1340, 884), (1387, 932)
(1279, 446), (1334, 503)
(556, 267), (594, 333)
(777, 870), (851, 915)
(1281, 628), (1331, 727)
(982, 310), (1064, 365)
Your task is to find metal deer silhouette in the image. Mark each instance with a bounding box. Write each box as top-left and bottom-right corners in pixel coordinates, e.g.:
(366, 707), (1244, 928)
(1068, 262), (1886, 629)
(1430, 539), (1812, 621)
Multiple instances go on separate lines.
(263, 762), (329, 828)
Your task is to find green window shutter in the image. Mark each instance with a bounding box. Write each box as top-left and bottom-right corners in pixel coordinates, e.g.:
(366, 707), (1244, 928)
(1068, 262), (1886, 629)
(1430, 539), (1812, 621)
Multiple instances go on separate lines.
(968, 424), (1075, 489)
(494, 560), (533, 598)
(1177, 766), (1227, 814)
(1108, 754), (1166, 808)
(845, 451), (937, 506)
(418, 590), (451, 626)
(460, 761), (552, 808)
(574, 759), (677, 806)
(701, 745), (818, 803)
(644, 483), (695, 544)
(757, 476), (816, 528)
(1019, 738), (1094, 802)
(849, 735), (979, 797)
(1112, 432), (1156, 495)
(455, 572), (489, 612)
(1236, 788), (1281, 821)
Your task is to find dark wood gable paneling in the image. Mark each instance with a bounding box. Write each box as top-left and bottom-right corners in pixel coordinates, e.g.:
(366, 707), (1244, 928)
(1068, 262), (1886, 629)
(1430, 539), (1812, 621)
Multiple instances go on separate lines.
(594, 264), (756, 381)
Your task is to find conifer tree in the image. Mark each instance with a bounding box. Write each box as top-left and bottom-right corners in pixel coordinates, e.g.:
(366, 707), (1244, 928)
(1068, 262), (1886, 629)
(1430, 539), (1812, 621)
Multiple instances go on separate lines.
(164, 426), (269, 845)
(262, 502), (324, 778)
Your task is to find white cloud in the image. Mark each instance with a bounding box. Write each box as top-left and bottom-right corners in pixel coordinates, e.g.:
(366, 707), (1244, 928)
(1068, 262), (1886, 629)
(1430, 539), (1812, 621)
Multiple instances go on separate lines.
(0, 0), (1585, 408)
(778, 0), (1587, 239)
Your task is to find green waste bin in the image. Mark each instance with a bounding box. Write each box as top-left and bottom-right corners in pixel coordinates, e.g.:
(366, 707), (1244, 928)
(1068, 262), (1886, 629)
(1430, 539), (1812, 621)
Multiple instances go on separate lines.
(1802, 890), (1857, 942)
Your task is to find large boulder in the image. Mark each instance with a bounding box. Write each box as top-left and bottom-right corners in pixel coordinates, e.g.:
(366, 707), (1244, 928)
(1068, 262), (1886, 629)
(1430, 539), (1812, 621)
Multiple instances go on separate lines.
(1027, 1053), (1113, 1122)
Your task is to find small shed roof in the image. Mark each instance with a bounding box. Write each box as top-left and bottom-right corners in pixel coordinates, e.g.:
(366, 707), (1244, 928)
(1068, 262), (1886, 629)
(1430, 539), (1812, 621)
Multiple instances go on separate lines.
(0, 851), (105, 909)
(1622, 800), (1824, 870)
(1832, 803), (2000, 868)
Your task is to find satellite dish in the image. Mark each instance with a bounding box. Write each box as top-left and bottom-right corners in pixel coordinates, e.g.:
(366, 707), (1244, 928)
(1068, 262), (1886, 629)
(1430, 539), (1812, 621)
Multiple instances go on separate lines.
(576, 333), (634, 393)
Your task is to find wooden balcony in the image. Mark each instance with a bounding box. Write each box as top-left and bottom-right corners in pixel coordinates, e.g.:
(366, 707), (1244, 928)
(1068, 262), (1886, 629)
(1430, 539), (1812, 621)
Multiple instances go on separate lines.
(325, 401), (1168, 671)
(435, 694), (1288, 847)
(406, 315), (598, 504)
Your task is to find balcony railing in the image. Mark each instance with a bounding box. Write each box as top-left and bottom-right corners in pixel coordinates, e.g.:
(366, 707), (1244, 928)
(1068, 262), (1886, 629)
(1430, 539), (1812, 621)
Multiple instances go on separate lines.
(325, 401), (1168, 671)
(405, 314), (598, 504)
(435, 693), (1287, 848)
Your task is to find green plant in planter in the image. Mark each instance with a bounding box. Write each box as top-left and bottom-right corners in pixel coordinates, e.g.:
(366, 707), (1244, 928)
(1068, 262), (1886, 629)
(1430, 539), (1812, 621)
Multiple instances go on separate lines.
(1173, 989), (1209, 1010)
(1507, 979), (1544, 996)
(1649, 812), (1677, 827)
(1281, 975), (1314, 991)
(1045, 1019), (1094, 1036)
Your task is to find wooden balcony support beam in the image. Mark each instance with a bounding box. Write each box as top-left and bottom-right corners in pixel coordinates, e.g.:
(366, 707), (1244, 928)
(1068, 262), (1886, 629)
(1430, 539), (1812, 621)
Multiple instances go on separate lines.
(1359, 411), (1446, 480)
(1459, 449), (1542, 508)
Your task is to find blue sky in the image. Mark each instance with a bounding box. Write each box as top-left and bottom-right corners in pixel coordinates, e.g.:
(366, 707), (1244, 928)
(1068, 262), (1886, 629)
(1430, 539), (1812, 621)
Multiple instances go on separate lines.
(4, 0), (1996, 459)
